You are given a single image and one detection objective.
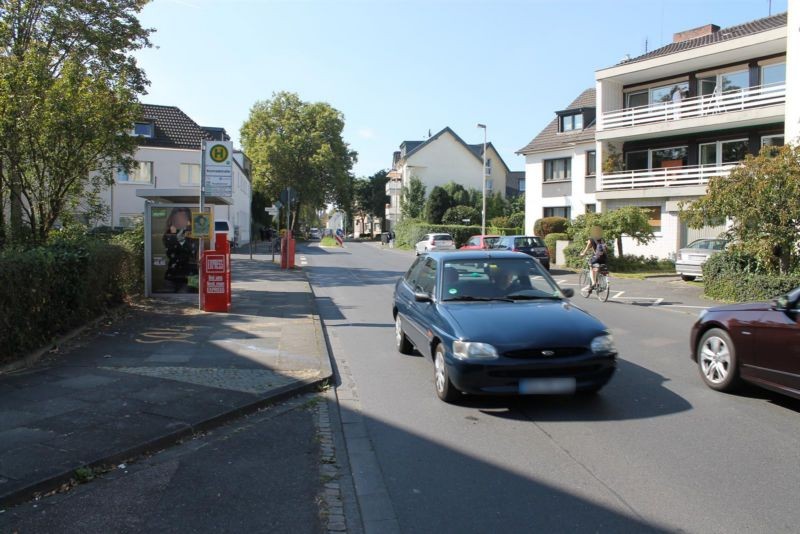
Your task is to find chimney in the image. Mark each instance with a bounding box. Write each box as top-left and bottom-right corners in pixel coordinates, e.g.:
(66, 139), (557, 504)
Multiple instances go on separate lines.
(673, 24), (720, 43)
(392, 150), (401, 167)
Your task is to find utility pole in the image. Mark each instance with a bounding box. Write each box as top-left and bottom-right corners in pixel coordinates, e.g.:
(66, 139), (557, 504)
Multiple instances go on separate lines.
(477, 123), (487, 235)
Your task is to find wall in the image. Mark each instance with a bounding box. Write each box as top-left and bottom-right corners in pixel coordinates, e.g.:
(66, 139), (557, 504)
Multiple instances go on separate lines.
(402, 131), (492, 195)
(523, 142), (598, 235)
(786, 0), (800, 143)
(603, 197), (682, 259)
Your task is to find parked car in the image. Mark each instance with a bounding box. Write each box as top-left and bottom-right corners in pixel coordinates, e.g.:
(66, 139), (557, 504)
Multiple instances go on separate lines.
(214, 219), (236, 248)
(415, 233), (455, 256)
(393, 251), (617, 402)
(309, 228), (321, 240)
(460, 235), (500, 250)
(495, 235), (550, 270)
(690, 286), (800, 400)
(675, 238), (727, 281)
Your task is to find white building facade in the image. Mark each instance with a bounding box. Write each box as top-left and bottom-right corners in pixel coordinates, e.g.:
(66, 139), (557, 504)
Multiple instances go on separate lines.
(384, 127), (512, 230)
(595, 12), (791, 259)
(99, 104), (252, 245)
(518, 88), (598, 235)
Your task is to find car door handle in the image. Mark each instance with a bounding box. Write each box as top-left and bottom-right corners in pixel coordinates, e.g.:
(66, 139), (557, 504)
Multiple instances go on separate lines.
(741, 331), (751, 335)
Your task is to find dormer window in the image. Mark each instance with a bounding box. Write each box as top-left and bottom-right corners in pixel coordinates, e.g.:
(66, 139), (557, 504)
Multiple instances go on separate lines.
(132, 122), (154, 137)
(560, 113), (583, 132)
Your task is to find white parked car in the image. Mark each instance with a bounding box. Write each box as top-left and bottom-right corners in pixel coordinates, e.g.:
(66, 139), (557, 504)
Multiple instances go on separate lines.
(675, 238), (727, 281)
(415, 233), (455, 256)
(309, 228), (321, 239)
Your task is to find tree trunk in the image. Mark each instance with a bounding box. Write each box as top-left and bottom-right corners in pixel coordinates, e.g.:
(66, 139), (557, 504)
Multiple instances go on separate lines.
(616, 236), (624, 257)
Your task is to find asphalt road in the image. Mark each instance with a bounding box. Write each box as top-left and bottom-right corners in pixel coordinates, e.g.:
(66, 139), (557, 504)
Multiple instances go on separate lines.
(302, 241), (800, 534)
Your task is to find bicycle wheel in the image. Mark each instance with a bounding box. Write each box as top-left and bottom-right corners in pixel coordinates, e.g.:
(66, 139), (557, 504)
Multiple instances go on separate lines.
(596, 274), (610, 302)
(578, 270), (591, 298)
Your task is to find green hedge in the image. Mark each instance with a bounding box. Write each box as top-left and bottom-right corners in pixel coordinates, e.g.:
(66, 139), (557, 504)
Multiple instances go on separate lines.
(544, 232), (569, 261)
(0, 232), (143, 363)
(533, 216), (568, 237)
(394, 220), (522, 248)
(703, 251), (800, 302)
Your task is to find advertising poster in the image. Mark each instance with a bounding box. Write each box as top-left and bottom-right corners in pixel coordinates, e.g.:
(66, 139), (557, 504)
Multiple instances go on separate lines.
(149, 206), (210, 294)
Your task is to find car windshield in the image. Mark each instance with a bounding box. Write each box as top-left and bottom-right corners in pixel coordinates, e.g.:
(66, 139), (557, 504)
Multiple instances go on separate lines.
(514, 237), (545, 248)
(687, 239), (726, 250)
(441, 258), (562, 301)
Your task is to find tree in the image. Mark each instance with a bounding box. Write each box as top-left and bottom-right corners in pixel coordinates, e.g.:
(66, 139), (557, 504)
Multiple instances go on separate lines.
(0, 0), (152, 244)
(240, 91), (357, 231)
(442, 181), (469, 206)
(424, 186), (451, 224)
(507, 212), (525, 229)
(400, 176), (426, 219)
(352, 177), (372, 236)
(567, 207), (654, 256)
(442, 205), (480, 225)
(680, 144), (800, 273)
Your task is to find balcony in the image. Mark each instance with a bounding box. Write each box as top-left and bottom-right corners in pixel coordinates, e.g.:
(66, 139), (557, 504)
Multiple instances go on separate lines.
(600, 163), (737, 191)
(601, 83), (785, 131)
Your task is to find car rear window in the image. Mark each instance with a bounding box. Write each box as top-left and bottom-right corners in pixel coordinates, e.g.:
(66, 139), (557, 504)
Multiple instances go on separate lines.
(514, 237), (544, 248)
(432, 234), (452, 241)
(484, 237), (500, 247)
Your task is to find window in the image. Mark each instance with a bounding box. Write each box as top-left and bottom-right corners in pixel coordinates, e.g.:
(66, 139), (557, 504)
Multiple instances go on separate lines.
(761, 135), (784, 147)
(180, 163), (201, 186)
(404, 257), (425, 285)
(761, 63), (785, 86)
(119, 213), (143, 228)
(586, 151), (596, 176)
(560, 113), (583, 132)
(416, 258), (437, 295)
(132, 122), (154, 137)
(543, 206), (571, 219)
(625, 150), (648, 171)
(721, 139), (748, 164)
(643, 206), (662, 232)
(625, 147), (687, 170)
(544, 158), (571, 181)
(699, 140), (748, 166)
(518, 179), (526, 192)
(117, 161), (153, 183)
(585, 203), (596, 214)
(486, 179), (494, 191)
(626, 90), (648, 108)
(485, 158), (492, 176)
(721, 70), (749, 93)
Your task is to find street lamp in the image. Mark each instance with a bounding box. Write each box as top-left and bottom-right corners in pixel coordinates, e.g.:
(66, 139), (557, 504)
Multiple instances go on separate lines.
(477, 123), (487, 235)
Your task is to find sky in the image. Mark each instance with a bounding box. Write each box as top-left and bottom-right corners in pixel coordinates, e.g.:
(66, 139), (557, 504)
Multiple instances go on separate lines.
(135, 0), (788, 177)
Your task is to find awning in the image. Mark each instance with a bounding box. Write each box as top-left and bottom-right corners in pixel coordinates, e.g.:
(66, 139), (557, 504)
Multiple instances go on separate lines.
(136, 188), (233, 205)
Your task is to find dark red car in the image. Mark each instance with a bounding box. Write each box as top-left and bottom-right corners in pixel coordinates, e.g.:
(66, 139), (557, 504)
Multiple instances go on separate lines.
(690, 286), (800, 399)
(460, 235), (500, 250)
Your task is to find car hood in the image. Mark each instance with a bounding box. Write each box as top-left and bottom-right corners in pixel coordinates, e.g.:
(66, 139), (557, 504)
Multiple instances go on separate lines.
(708, 301), (773, 313)
(440, 300), (609, 351)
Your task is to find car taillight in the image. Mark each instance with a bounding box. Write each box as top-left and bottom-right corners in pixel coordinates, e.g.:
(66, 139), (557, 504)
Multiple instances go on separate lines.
(511, 247), (517, 252)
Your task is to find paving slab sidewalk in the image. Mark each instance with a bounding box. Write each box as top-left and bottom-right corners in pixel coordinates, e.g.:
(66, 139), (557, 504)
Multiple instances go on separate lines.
(0, 254), (331, 507)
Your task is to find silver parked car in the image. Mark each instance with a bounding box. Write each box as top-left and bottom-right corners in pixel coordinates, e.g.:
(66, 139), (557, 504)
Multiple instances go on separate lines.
(675, 238), (727, 281)
(415, 233), (455, 256)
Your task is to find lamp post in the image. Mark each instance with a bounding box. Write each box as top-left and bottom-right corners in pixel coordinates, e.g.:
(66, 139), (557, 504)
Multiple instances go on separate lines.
(476, 123), (487, 235)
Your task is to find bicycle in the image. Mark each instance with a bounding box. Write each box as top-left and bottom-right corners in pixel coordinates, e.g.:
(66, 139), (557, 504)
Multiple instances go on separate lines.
(579, 258), (611, 302)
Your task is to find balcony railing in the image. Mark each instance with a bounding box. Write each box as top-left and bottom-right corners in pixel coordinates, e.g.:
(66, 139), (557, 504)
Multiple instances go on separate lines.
(602, 83), (785, 130)
(601, 163), (738, 190)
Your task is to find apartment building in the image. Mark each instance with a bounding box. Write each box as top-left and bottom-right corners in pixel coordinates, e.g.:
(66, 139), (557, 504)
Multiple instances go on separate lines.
(384, 126), (512, 230)
(595, 12), (795, 258)
(99, 104), (252, 245)
(518, 88), (598, 235)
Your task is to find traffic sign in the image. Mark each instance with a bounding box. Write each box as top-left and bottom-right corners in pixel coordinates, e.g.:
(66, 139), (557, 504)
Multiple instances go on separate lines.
(204, 140), (233, 198)
(279, 187), (297, 206)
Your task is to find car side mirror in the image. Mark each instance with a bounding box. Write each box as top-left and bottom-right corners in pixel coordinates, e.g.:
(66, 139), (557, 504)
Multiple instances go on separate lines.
(414, 291), (432, 303)
(561, 288), (575, 298)
(774, 295), (790, 311)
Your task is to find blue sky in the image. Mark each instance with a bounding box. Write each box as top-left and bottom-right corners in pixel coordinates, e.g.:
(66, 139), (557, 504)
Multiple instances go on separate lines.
(136, 0), (787, 176)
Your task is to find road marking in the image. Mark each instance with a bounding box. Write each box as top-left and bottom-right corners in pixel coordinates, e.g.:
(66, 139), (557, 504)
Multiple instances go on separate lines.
(300, 255), (308, 266)
(652, 298), (664, 306)
(612, 291), (625, 299)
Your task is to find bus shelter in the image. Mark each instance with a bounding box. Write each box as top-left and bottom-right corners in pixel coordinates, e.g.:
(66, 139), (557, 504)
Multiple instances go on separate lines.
(138, 189), (232, 297)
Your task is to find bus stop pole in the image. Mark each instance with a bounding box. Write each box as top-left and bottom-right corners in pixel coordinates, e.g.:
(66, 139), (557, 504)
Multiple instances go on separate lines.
(199, 140), (206, 310)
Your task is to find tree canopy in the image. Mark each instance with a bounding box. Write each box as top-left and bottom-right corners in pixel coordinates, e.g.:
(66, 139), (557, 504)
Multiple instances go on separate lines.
(400, 176), (425, 220)
(0, 0), (153, 244)
(568, 207), (655, 256)
(442, 205), (480, 225)
(424, 186), (451, 224)
(240, 91), (357, 230)
(680, 144), (800, 273)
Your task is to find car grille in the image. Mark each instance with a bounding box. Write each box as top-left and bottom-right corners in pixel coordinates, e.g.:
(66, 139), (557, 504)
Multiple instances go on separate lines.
(503, 347), (587, 359)
(488, 364), (607, 379)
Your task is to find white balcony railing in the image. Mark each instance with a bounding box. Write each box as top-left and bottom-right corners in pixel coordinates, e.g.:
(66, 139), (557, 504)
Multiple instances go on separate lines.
(601, 163), (738, 190)
(602, 83), (785, 130)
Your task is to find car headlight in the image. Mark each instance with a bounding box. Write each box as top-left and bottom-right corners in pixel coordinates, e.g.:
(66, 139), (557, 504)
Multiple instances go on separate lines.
(452, 340), (499, 361)
(590, 334), (616, 355)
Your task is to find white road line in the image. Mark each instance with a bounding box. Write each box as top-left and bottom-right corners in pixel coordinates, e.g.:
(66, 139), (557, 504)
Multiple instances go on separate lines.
(612, 291), (625, 299)
(658, 304), (710, 309)
(652, 298), (664, 306)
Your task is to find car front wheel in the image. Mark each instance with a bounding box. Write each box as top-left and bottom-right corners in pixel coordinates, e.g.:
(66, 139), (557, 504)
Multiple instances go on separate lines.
(433, 343), (460, 403)
(697, 328), (740, 392)
(395, 315), (413, 355)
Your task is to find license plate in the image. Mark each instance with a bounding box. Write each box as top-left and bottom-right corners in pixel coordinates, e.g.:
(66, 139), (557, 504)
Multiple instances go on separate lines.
(519, 377), (576, 395)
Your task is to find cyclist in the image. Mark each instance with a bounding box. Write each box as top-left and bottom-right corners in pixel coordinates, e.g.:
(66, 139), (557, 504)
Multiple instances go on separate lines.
(580, 225), (608, 293)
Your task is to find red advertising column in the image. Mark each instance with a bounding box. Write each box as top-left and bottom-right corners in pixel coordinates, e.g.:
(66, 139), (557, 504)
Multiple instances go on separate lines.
(202, 251), (228, 312)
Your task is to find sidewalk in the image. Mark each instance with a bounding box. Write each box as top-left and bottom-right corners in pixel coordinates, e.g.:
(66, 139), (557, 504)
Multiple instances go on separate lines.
(0, 254), (331, 507)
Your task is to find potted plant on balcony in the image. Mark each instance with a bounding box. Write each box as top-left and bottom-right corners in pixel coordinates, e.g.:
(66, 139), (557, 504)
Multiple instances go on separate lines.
(603, 144), (623, 174)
